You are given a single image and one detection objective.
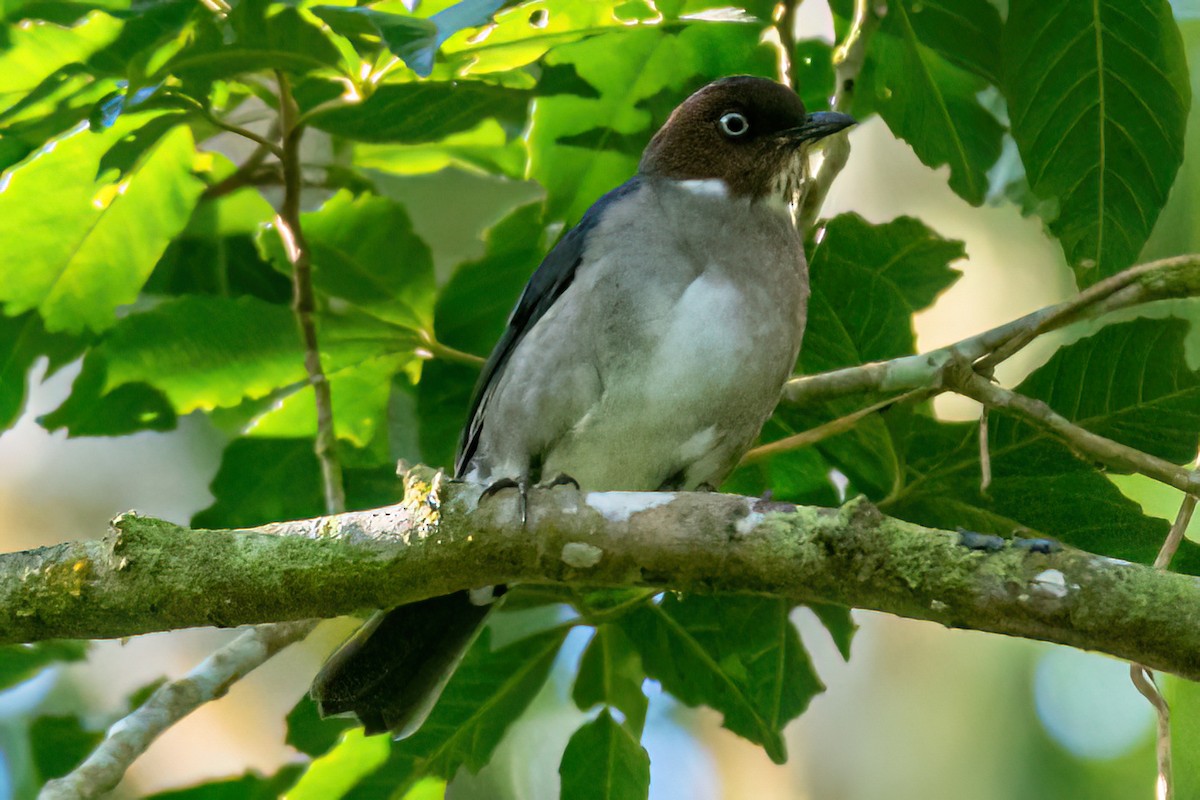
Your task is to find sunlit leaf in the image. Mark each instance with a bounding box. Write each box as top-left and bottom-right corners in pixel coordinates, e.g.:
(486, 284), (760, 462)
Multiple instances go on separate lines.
(163, 0), (343, 79)
(310, 82), (529, 144)
(0, 119), (204, 333)
(287, 728), (390, 800)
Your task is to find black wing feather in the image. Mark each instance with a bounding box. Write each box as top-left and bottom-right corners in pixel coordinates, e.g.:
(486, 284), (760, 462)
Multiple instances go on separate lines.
(454, 177), (642, 477)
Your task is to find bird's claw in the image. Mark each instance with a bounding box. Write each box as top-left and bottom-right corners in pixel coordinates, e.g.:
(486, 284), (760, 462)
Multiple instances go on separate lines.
(540, 473), (580, 491)
(480, 476), (529, 526)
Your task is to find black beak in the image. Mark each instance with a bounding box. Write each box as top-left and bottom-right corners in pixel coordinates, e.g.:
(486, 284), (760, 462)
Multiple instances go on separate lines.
(787, 111), (857, 143)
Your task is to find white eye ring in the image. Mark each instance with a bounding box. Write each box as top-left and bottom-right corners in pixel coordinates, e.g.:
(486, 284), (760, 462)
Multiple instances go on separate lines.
(718, 111), (750, 138)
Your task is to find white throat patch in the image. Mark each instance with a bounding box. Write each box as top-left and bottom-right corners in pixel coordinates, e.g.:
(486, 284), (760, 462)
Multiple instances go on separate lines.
(677, 178), (730, 199)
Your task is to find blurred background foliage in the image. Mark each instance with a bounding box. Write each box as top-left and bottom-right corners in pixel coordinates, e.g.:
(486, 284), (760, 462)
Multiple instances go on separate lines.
(1, 0), (1200, 796)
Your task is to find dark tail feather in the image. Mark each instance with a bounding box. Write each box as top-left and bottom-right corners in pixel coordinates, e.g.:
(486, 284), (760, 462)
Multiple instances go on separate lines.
(311, 590), (497, 737)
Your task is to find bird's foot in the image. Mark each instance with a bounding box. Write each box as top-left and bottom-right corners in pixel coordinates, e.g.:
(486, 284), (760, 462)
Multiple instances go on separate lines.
(539, 473), (580, 491)
(480, 476), (529, 526)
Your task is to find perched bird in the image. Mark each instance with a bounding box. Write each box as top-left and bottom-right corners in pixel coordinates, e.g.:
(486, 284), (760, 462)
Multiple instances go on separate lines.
(311, 75), (855, 736)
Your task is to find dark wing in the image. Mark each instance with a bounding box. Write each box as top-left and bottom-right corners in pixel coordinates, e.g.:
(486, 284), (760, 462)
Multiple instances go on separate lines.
(454, 177), (642, 478)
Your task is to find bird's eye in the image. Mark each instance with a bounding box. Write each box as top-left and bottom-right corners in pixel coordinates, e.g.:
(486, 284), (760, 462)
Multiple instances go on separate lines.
(718, 111), (750, 138)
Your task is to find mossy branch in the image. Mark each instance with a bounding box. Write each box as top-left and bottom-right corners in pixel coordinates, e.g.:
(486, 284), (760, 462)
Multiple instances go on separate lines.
(7, 469), (1200, 681)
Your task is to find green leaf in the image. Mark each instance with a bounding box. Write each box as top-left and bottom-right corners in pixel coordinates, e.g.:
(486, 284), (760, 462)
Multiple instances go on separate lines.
(806, 603), (856, 661)
(310, 6), (438, 68)
(0, 11), (122, 106)
(352, 118), (526, 179)
(885, 319), (1200, 572)
(573, 625), (648, 734)
(193, 438), (324, 528)
(287, 728), (391, 800)
(97, 295), (301, 413)
(283, 191), (436, 331)
(313, 1), (506, 77)
(791, 39), (835, 113)
(310, 82), (529, 144)
(438, 0), (628, 75)
(1167, 676), (1200, 799)
(559, 710), (650, 800)
(530, 22), (776, 222)
(1008, 318), (1200, 465)
(900, 0), (1002, 85)
(0, 119), (204, 333)
(249, 353), (414, 447)
(857, 0), (1004, 205)
(192, 437), (402, 527)
(163, 0), (344, 79)
(720, 445), (840, 507)
(0, 311), (86, 430)
(38, 351), (176, 436)
(1003, 0), (1191, 283)
(92, 295), (409, 415)
(144, 768), (305, 800)
(0, 641), (87, 691)
(764, 214), (963, 498)
(146, 234), (291, 303)
(286, 695), (356, 758)
(30, 715), (102, 781)
(620, 595), (823, 763)
(343, 627), (568, 798)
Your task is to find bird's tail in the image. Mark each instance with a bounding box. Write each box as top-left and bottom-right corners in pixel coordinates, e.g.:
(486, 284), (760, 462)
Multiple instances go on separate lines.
(310, 590), (497, 737)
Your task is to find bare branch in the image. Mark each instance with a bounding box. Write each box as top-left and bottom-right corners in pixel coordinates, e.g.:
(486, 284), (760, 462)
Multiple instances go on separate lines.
(39, 620), (315, 800)
(740, 388), (930, 464)
(1128, 493), (1196, 800)
(948, 368), (1200, 495)
(783, 255), (1200, 407)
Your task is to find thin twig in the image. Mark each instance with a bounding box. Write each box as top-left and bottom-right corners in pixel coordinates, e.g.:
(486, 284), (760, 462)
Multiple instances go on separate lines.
(47, 73), (347, 799)
(774, 0), (802, 89)
(1129, 494), (1196, 800)
(978, 406), (991, 494)
(201, 140), (276, 200)
(797, 0), (871, 231)
(783, 255), (1200, 407)
(949, 369), (1200, 495)
(741, 388), (929, 463)
(167, 92), (283, 158)
(417, 330), (487, 367)
(276, 70), (346, 516)
(40, 620), (316, 800)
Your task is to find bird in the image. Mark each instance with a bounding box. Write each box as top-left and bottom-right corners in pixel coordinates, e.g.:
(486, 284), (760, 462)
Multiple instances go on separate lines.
(310, 75), (855, 737)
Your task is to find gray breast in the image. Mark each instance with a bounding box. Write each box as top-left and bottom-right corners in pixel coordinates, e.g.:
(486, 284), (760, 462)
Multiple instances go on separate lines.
(466, 177), (809, 491)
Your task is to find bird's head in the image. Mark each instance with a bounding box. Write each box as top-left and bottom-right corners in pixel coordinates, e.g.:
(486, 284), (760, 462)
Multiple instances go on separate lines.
(638, 75), (855, 202)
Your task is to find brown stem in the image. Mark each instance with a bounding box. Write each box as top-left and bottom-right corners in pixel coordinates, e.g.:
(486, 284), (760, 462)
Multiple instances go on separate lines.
(275, 70), (346, 516)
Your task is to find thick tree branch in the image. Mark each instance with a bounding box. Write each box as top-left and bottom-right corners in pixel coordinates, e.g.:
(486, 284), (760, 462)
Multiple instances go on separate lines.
(6, 471), (1200, 682)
